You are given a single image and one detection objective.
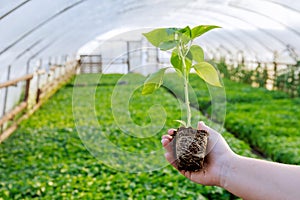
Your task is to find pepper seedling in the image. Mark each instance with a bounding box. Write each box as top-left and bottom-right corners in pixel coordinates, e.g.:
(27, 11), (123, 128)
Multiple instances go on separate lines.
(142, 25), (222, 171)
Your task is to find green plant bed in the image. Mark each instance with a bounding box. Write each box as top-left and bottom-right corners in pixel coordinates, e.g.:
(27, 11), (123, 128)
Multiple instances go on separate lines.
(225, 99), (300, 164)
(0, 73), (255, 199)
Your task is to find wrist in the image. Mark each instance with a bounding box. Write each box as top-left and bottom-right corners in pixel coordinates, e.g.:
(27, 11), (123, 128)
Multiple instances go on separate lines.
(218, 152), (238, 188)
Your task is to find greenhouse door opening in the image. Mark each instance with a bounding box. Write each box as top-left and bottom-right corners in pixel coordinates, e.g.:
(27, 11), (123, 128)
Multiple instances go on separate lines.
(79, 55), (102, 74)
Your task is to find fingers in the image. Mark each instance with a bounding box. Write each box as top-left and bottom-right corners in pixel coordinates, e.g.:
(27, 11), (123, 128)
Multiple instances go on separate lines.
(162, 129), (176, 152)
(168, 128), (176, 136)
(161, 134), (173, 154)
(162, 134), (172, 140)
(198, 121), (209, 132)
(161, 133), (172, 145)
(162, 129), (178, 169)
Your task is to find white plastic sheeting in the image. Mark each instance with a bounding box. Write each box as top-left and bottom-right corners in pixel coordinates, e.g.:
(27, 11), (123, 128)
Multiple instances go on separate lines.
(0, 0), (299, 125)
(0, 0), (300, 78)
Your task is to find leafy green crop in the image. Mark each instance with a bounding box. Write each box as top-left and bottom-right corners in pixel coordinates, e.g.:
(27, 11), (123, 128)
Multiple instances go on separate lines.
(0, 74), (255, 199)
(225, 99), (300, 164)
(142, 25), (222, 127)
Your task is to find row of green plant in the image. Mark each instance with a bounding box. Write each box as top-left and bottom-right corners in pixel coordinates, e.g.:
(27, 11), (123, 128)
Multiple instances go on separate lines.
(274, 66), (300, 97)
(0, 73), (256, 199)
(164, 73), (300, 164)
(225, 98), (300, 164)
(216, 59), (300, 97)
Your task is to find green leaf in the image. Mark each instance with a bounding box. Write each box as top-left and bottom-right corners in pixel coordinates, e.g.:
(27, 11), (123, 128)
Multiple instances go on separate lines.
(193, 62), (222, 87)
(179, 26), (191, 36)
(142, 68), (168, 95)
(170, 49), (183, 73)
(159, 40), (178, 51)
(173, 68), (183, 77)
(191, 25), (221, 39)
(143, 28), (175, 47)
(166, 27), (180, 35)
(178, 26), (192, 44)
(189, 45), (204, 63)
(170, 49), (192, 74)
(185, 51), (193, 74)
(174, 120), (187, 127)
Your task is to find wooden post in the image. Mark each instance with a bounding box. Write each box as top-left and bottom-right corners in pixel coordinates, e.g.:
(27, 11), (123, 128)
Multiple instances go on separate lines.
(291, 66), (295, 97)
(1, 65), (11, 132)
(89, 55), (93, 73)
(127, 41), (130, 73)
(79, 55), (83, 74)
(24, 79), (31, 102)
(273, 62), (277, 81)
(2, 65), (11, 114)
(0, 54), (75, 142)
(36, 60), (42, 104)
(49, 56), (52, 66)
(64, 55), (68, 75)
(156, 47), (159, 71)
(47, 57), (51, 84)
(273, 51), (278, 90)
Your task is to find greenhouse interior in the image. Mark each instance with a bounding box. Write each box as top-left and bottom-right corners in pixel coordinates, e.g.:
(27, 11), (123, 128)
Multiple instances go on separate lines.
(0, 0), (300, 199)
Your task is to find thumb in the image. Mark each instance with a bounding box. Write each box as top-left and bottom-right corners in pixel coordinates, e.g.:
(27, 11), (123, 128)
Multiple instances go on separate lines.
(197, 121), (209, 132)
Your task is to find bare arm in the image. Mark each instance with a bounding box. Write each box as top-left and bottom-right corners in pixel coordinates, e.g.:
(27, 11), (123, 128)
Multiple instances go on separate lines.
(161, 121), (300, 200)
(221, 154), (300, 200)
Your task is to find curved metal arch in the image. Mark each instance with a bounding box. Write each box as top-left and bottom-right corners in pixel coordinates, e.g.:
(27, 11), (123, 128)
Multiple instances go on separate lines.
(217, 44), (234, 56)
(7, 15), (85, 68)
(198, 6), (291, 48)
(202, 31), (245, 52)
(0, 0), (87, 56)
(3, 0), (298, 67)
(186, 8), (286, 52)
(180, 10), (273, 54)
(229, 2), (300, 37)
(6, 13), (108, 69)
(34, 24), (99, 59)
(182, 22), (246, 49)
(200, 31), (254, 57)
(25, 36), (62, 73)
(183, 18), (246, 49)
(18, 5), (255, 65)
(192, 30), (238, 53)
(260, 0), (300, 13)
(14, 39), (43, 61)
(178, 14), (261, 56)
(0, 0), (31, 21)
(196, 33), (259, 61)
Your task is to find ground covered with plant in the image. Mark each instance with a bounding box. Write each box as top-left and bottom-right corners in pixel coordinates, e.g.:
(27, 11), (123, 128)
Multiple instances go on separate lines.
(0, 73), (257, 199)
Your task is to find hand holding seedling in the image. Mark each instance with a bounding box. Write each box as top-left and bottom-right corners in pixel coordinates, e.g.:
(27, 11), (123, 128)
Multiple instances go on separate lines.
(162, 121), (234, 186)
(162, 121), (300, 199)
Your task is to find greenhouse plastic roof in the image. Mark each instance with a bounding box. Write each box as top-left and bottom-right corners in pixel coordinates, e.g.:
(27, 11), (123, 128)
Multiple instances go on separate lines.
(1, 0), (300, 79)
